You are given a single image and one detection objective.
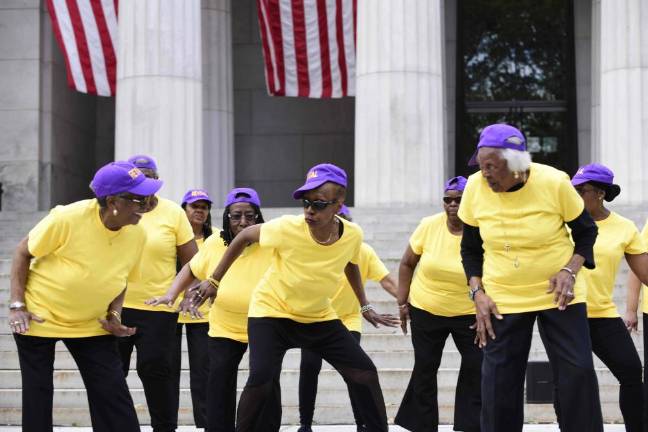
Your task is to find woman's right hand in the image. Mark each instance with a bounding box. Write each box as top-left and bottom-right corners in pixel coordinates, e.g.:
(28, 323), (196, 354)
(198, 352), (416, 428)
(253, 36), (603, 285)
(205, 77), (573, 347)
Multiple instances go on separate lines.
(624, 310), (639, 332)
(473, 291), (502, 348)
(398, 303), (410, 335)
(144, 293), (176, 308)
(8, 308), (44, 334)
(187, 280), (217, 319)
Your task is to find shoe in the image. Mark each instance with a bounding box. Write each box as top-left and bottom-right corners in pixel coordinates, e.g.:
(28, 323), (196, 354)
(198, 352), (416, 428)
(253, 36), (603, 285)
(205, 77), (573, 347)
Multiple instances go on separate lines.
(297, 426), (313, 432)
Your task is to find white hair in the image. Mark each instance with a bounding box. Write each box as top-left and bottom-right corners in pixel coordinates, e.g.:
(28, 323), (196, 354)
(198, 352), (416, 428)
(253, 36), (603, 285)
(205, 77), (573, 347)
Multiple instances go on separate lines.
(500, 148), (532, 172)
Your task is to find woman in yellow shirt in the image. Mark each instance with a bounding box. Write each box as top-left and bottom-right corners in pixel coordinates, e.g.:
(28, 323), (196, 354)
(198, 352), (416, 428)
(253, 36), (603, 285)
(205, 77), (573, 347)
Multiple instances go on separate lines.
(566, 164), (648, 432)
(459, 124), (602, 432)
(297, 206), (398, 432)
(394, 176), (482, 432)
(117, 155), (198, 432)
(187, 164), (399, 432)
(148, 187), (279, 432)
(8, 161), (162, 432)
(169, 188), (215, 429)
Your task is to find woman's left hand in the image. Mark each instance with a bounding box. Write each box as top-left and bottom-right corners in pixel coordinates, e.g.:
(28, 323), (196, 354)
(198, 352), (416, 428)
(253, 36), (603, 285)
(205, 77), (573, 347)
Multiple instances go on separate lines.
(187, 280), (216, 319)
(99, 314), (136, 337)
(548, 269), (576, 311)
(145, 293), (175, 308)
(362, 309), (401, 328)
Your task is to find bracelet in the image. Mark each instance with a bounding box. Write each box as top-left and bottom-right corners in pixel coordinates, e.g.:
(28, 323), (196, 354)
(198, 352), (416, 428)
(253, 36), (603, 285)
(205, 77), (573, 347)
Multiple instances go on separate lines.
(398, 303), (408, 310)
(207, 277), (220, 289)
(559, 267), (577, 281)
(360, 304), (374, 313)
(108, 310), (121, 323)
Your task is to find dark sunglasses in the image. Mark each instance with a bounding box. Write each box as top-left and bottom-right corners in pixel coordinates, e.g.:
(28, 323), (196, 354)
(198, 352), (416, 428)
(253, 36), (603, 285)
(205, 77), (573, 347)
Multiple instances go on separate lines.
(302, 199), (337, 211)
(118, 194), (151, 209)
(443, 196), (462, 205)
(228, 213), (258, 222)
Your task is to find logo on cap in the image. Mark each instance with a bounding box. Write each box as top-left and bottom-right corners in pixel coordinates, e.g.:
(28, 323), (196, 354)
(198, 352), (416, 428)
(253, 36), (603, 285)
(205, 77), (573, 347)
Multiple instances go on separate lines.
(191, 190), (207, 197)
(307, 170), (318, 180)
(506, 136), (522, 145)
(577, 168), (585, 175)
(128, 168), (142, 179)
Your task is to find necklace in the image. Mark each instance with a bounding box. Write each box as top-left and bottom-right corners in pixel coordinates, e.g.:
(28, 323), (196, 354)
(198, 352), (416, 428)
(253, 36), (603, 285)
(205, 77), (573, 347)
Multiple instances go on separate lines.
(310, 219), (339, 245)
(497, 196), (521, 269)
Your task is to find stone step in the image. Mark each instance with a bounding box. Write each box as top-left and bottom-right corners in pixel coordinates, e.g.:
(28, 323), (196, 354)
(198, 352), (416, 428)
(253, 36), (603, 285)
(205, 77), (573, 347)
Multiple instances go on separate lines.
(0, 344), (642, 372)
(0, 402), (626, 427)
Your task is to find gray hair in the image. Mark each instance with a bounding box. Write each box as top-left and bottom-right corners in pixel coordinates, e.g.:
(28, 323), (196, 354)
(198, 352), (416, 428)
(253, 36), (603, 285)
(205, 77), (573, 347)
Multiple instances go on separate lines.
(500, 148), (532, 172)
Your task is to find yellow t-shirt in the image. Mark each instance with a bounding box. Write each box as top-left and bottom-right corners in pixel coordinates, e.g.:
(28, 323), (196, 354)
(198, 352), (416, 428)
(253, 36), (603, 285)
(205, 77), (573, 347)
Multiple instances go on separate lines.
(124, 197), (194, 312)
(24, 200), (146, 338)
(330, 243), (389, 332)
(409, 213), (475, 317)
(189, 235), (272, 343)
(584, 212), (646, 318)
(250, 215), (363, 323)
(458, 163), (585, 313)
(178, 236), (210, 324)
(637, 219), (648, 313)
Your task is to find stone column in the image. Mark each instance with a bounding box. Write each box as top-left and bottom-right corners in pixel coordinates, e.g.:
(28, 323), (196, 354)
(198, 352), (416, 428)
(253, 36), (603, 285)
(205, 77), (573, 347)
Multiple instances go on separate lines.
(354, 0), (446, 207)
(202, 0), (234, 201)
(598, 0), (648, 205)
(115, 0), (203, 202)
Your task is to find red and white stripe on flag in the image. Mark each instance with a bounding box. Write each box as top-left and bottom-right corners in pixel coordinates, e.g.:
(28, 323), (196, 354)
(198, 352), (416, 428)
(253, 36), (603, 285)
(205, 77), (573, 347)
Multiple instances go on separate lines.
(46, 0), (118, 97)
(256, 0), (357, 98)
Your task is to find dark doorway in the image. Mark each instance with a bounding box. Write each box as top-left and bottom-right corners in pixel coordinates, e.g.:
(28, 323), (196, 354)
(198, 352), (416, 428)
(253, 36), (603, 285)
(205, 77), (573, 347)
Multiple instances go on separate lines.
(455, 0), (578, 177)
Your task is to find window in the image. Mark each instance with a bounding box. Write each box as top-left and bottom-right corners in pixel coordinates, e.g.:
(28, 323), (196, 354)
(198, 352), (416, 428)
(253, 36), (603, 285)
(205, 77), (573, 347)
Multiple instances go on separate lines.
(456, 0), (577, 176)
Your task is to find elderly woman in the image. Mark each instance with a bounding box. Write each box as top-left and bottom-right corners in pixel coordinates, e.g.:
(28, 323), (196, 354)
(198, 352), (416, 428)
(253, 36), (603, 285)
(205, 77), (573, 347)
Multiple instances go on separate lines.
(8, 161), (162, 431)
(117, 155), (198, 432)
(168, 188), (215, 428)
(297, 205), (398, 432)
(543, 163), (647, 432)
(394, 176), (482, 432)
(148, 188), (279, 432)
(189, 163), (399, 432)
(458, 124), (603, 432)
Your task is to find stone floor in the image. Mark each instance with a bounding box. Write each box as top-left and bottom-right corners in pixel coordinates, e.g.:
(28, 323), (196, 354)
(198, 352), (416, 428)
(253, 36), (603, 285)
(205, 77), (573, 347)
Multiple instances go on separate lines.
(0, 426), (628, 431)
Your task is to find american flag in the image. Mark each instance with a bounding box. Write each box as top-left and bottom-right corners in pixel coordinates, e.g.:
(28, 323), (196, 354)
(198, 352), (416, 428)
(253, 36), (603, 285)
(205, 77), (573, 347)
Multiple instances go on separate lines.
(256, 0), (357, 98)
(47, 0), (118, 97)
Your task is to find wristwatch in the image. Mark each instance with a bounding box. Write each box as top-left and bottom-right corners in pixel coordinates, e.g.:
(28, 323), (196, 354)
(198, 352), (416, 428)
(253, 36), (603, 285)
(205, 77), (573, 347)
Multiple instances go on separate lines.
(9, 301), (26, 310)
(468, 286), (485, 302)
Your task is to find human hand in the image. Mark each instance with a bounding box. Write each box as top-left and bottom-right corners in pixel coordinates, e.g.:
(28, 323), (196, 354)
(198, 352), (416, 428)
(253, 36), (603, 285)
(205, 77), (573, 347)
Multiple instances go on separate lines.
(473, 291), (502, 348)
(548, 269), (576, 311)
(99, 314), (136, 337)
(624, 310), (638, 332)
(398, 303), (409, 335)
(8, 308), (44, 334)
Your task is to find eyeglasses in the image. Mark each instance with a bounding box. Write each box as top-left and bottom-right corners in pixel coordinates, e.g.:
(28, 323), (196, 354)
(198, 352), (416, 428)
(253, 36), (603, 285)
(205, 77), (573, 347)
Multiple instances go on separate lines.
(302, 199), (337, 211)
(118, 194), (152, 209)
(443, 196), (462, 204)
(228, 213), (258, 222)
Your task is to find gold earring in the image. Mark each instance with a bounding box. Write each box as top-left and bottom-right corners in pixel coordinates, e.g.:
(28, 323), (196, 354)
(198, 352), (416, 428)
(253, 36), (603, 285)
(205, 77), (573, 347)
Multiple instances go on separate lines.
(113, 208), (118, 216)
(513, 171), (520, 179)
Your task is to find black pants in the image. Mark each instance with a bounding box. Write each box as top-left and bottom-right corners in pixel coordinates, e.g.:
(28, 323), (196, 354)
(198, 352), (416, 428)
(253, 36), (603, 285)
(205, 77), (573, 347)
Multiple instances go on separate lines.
(543, 317), (643, 432)
(642, 314), (648, 432)
(237, 317), (388, 432)
(118, 308), (179, 432)
(171, 322), (209, 428)
(14, 333), (140, 432)
(206, 337), (281, 432)
(395, 306), (482, 432)
(481, 303), (603, 432)
(299, 330), (363, 427)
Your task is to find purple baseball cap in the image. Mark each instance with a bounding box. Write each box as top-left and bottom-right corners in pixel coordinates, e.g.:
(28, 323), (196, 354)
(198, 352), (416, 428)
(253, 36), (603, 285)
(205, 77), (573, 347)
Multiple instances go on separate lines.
(293, 163), (347, 199)
(468, 124), (526, 166)
(444, 176), (467, 193)
(571, 163), (621, 202)
(571, 163), (614, 186)
(90, 161), (163, 198)
(128, 154), (158, 172)
(338, 205), (351, 217)
(224, 187), (261, 207)
(182, 189), (212, 206)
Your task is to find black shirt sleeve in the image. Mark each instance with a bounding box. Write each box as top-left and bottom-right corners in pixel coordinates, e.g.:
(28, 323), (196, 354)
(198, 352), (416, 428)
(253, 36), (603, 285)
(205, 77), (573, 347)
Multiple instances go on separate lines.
(566, 209), (598, 269)
(460, 223), (484, 280)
